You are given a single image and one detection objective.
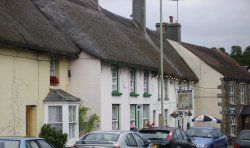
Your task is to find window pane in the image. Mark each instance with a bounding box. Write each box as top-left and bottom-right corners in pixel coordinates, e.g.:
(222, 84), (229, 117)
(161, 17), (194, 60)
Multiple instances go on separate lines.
(112, 105), (119, 130)
(27, 141), (39, 148)
(144, 72), (148, 93)
(0, 140), (19, 148)
(112, 66), (118, 91)
(48, 106), (62, 122)
(69, 106), (76, 122)
(36, 140), (53, 148)
(69, 123), (76, 138)
(130, 69), (135, 93)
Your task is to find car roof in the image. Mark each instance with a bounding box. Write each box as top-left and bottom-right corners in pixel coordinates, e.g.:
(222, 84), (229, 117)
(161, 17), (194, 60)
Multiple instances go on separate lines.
(89, 130), (133, 134)
(189, 126), (218, 130)
(0, 137), (44, 140)
(139, 126), (176, 132)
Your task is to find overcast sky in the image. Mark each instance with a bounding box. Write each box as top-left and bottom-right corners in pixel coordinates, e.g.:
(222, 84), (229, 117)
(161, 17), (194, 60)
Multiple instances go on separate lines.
(99, 0), (250, 53)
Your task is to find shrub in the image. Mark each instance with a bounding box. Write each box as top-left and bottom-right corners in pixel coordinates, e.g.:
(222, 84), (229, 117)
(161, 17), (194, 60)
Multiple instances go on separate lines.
(39, 124), (68, 148)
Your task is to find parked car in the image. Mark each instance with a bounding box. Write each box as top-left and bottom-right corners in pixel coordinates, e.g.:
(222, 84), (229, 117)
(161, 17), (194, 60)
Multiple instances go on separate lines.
(138, 126), (196, 148)
(233, 130), (250, 148)
(0, 137), (54, 148)
(74, 131), (149, 148)
(186, 126), (228, 148)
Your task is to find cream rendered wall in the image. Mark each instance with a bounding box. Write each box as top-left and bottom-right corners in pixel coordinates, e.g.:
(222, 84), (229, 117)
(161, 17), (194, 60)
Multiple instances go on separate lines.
(70, 52), (102, 119)
(0, 47), (49, 136)
(169, 40), (223, 128)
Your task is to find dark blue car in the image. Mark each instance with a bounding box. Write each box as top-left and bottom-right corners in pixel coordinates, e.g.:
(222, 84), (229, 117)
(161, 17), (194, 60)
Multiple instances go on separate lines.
(187, 126), (228, 148)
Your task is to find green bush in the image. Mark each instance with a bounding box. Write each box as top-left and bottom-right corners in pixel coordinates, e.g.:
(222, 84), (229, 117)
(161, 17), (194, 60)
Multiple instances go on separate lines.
(39, 124), (68, 148)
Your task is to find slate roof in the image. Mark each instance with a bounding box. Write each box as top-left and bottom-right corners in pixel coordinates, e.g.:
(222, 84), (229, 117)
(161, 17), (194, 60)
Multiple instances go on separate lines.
(182, 42), (250, 81)
(0, 0), (198, 81)
(44, 89), (81, 102)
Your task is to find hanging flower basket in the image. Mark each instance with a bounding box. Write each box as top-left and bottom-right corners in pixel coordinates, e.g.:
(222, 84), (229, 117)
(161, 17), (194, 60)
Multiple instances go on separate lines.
(170, 111), (179, 118)
(186, 110), (192, 116)
(50, 76), (59, 86)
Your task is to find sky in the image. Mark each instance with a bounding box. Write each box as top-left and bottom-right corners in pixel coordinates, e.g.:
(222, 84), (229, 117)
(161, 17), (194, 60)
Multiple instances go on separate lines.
(99, 0), (250, 53)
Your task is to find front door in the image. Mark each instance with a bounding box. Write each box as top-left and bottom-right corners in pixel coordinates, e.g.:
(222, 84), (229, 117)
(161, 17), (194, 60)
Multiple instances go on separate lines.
(26, 105), (35, 136)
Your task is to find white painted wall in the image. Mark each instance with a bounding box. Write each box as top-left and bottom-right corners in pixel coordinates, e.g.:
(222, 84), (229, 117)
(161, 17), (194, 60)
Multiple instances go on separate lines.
(70, 51), (194, 131)
(169, 40), (223, 128)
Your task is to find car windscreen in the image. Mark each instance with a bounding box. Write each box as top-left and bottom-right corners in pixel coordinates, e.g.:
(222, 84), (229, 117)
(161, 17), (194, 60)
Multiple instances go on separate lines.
(81, 133), (120, 143)
(239, 131), (250, 141)
(0, 140), (20, 148)
(138, 130), (169, 140)
(187, 128), (213, 138)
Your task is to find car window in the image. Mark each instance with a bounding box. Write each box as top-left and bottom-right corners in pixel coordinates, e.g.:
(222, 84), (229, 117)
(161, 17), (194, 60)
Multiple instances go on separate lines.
(212, 130), (219, 138)
(138, 130), (169, 140)
(36, 139), (54, 148)
(82, 133), (119, 142)
(187, 128), (212, 138)
(26, 140), (39, 148)
(0, 140), (19, 148)
(174, 129), (184, 140)
(216, 129), (222, 137)
(180, 129), (189, 140)
(133, 133), (147, 147)
(239, 131), (250, 140)
(126, 133), (138, 147)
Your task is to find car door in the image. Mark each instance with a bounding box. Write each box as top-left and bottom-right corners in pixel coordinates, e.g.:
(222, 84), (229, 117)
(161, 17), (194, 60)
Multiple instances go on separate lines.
(212, 129), (223, 148)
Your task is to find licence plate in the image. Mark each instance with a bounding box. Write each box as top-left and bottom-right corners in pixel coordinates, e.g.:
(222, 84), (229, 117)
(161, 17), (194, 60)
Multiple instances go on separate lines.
(152, 144), (157, 148)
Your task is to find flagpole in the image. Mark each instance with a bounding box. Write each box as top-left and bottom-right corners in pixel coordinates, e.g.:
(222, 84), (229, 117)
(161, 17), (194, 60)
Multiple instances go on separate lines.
(159, 0), (165, 127)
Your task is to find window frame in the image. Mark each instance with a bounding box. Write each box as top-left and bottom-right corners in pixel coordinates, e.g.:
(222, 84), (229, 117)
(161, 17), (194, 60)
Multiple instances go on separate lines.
(143, 71), (151, 97)
(112, 104), (120, 130)
(142, 104), (149, 127)
(111, 65), (122, 96)
(229, 82), (236, 104)
(230, 115), (236, 136)
(69, 105), (77, 138)
(240, 84), (246, 104)
(48, 106), (63, 131)
(130, 105), (136, 126)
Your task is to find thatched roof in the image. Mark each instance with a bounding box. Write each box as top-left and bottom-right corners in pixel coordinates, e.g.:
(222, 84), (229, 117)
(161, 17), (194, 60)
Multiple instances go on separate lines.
(0, 0), (198, 81)
(182, 42), (250, 82)
(44, 89), (81, 102)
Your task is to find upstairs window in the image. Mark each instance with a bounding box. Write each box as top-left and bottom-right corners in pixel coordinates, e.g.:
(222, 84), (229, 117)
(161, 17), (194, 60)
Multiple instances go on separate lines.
(50, 56), (59, 86)
(229, 83), (236, 104)
(111, 66), (118, 91)
(143, 71), (149, 93)
(130, 69), (136, 93)
(240, 84), (246, 104)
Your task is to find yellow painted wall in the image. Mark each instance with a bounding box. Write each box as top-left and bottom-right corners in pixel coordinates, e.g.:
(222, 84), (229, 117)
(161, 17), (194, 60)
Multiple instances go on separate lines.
(0, 47), (70, 136)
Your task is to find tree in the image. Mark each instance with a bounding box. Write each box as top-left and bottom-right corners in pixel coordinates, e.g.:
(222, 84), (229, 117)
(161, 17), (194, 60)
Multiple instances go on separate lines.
(79, 105), (100, 136)
(242, 46), (250, 66)
(230, 45), (244, 65)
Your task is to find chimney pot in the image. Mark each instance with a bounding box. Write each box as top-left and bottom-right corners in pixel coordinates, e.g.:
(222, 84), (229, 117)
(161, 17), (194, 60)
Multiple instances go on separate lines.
(169, 16), (173, 24)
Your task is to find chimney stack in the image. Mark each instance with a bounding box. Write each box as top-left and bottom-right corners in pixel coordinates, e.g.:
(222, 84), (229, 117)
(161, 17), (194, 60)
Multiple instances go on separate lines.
(132, 0), (146, 32)
(155, 16), (181, 42)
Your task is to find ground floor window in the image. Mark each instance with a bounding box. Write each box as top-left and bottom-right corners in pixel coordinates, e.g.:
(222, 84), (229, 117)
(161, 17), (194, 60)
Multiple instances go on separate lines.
(143, 105), (150, 127)
(69, 105), (77, 138)
(130, 105), (136, 127)
(230, 115), (236, 135)
(48, 106), (63, 131)
(112, 104), (120, 130)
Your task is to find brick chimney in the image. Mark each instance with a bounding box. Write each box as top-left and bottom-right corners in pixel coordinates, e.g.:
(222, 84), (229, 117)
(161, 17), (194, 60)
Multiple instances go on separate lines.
(132, 0), (146, 32)
(155, 16), (181, 42)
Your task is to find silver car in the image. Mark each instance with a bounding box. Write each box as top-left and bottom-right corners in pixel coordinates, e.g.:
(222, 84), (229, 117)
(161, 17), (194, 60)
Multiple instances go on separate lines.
(74, 131), (149, 148)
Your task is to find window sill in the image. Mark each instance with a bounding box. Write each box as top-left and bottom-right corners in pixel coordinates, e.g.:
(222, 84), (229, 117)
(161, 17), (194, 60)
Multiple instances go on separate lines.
(112, 91), (123, 96)
(143, 93), (152, 97)
(130, 92), (139, 97)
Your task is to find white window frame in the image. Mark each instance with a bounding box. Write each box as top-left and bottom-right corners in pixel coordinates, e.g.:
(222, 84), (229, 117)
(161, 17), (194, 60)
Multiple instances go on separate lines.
(143, 71), (149, 93)
(229, 83), (236, 104)
(230, 115), (236, 136)
(240, 84), (246, 104)
(130, 69), (136, 93)
(69, 105), (77, 138)
(112, 104), (120, 130)
(143, 105), (149, 127)
(48, 106), (63, 131)
(112, 66), (119, 91)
